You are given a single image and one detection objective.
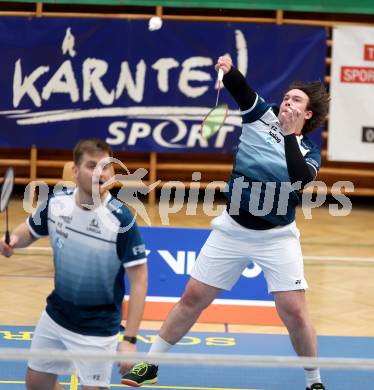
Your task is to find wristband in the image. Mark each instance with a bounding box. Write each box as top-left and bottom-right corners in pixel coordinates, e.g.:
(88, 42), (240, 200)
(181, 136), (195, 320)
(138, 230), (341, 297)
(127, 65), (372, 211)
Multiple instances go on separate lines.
(122, 335), (137, 344)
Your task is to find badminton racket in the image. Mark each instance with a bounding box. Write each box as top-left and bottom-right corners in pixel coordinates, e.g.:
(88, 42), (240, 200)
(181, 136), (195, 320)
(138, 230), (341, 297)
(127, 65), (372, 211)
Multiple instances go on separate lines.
(201, 68), (228, 139)
(0, 167), (15, 245)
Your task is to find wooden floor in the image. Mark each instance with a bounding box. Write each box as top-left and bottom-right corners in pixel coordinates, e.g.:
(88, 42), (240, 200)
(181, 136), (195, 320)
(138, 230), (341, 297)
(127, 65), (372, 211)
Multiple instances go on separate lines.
(1, 196), (374, 337)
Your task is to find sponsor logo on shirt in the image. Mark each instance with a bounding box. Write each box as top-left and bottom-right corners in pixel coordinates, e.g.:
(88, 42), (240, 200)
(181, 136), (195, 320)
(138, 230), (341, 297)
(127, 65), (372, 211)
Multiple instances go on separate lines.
(132, 244), (146, 256)
(56, 228), (68, 238)
(56, 237), (64, 248)
(60, 215), (72, 224)
(265, 130), (282, 144)
(87, 218), (101, 234)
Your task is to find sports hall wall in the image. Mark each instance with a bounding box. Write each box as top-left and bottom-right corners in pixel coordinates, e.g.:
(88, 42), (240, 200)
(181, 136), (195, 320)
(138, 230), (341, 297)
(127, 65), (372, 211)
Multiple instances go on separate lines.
(0, 0), (373, 202)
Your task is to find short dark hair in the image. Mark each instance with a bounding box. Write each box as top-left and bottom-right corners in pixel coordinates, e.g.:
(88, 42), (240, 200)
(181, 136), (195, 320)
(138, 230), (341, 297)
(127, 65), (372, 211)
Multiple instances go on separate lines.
(287, 80), (330, 135)
(73, 138), (113, 166)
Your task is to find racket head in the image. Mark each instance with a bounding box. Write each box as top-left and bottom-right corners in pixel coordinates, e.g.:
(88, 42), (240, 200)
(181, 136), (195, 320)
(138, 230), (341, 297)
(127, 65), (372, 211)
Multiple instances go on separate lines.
(201, 103), (228, 139)
(0, 167), (15, 213)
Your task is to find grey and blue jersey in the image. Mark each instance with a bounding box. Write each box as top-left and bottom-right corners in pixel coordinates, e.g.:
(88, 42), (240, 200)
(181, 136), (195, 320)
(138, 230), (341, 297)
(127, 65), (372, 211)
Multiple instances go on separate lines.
(226, 94), (321, 225)
(27, 189), (147, 336)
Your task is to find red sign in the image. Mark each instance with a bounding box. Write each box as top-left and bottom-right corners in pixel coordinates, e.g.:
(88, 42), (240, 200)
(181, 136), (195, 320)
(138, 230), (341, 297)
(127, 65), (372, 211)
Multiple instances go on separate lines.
(364, 44), (374, 61)
(341, 66), (374, 83)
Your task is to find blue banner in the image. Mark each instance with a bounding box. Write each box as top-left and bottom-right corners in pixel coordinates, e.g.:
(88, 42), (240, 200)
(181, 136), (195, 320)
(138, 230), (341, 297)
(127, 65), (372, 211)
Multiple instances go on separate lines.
(0, 18), (326, 152)
(136, 226), (272, 303)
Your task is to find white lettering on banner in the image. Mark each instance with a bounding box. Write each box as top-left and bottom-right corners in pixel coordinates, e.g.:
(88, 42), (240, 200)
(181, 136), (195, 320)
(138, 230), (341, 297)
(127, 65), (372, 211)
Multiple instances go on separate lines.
(115, 60), (146, 102)
(107, 121), (127, 144)
(83, 59), (115, 105)
(153, 120), (187, 148)
(178, 57), (212, 98)
(5, 26), (248, 150)
(242, 264), (262, 278)
(41, 60), (79, 102)
(158, 250), (187, 274)
(12, 57), (216, 107)
(105, 119), (237, 149)
(341, 66), (374, 83)
(235, 29), (248, 76)
(157, 250), (261, 278)
(62, 27), (76, 58)
(127, 122), (152, 145)
(186, 251), (196, 275)
(13, 60), (49, 107)
(151, 58), (179, 92)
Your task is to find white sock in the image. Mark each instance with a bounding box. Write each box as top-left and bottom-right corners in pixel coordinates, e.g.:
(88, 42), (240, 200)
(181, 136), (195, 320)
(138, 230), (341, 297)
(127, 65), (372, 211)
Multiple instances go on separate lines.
(149, 335), (173, 354)
(304, 368), (321, 388)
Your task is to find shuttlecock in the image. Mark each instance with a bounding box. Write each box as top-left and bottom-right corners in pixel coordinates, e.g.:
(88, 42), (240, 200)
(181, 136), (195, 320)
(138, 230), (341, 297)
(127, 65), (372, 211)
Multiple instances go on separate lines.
(148, 16), (163, 31)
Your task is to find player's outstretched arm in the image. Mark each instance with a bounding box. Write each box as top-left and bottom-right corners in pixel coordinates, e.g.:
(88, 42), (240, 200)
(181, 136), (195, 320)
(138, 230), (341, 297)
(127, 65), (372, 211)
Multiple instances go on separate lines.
(215, 54), (257, 111)
(0, 222), (38, 257)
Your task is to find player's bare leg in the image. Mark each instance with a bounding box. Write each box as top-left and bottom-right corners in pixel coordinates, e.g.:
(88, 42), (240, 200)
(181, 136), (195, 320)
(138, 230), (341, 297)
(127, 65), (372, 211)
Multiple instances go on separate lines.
(273, 290), (316, 357)
(159, 277), (221, 344)
(26, 368), (62, 390)
(274, 290), (323, 389)
(121, 278), (221, 387)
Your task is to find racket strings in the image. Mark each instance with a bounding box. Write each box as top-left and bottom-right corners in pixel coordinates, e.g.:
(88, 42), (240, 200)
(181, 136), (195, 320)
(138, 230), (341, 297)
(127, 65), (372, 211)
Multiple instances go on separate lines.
(201, 104), (228, 139)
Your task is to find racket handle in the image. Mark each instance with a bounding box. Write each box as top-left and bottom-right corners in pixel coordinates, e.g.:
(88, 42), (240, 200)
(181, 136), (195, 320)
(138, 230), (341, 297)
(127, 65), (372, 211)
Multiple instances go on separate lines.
(217, 68), (224, 81)
(5, 230), (10, 245)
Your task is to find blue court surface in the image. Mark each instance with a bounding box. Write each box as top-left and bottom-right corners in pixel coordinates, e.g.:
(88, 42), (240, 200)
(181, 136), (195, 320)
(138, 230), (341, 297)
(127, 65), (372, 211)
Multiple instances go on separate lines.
(0, 326), (373, 389)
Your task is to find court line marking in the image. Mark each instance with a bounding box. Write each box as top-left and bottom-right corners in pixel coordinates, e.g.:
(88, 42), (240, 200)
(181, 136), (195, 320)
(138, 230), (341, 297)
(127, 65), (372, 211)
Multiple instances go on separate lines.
(304, 255), (374, 263)
(22, 247), (52, 251)
(0, 275), (52, 279)
(0, 380), (260, 390)
(69, 374), (78, 390)
(0, 380), (70, 385)
(302, 242), (374, 248)
(21, 247), (374, 263)
(140, 296), (275, 306)
(115, 386), (260, 390)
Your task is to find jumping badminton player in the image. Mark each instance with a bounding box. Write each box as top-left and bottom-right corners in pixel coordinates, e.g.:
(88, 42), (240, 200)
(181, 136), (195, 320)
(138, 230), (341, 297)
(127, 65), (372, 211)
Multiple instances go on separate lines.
(122, 55), (329, 390)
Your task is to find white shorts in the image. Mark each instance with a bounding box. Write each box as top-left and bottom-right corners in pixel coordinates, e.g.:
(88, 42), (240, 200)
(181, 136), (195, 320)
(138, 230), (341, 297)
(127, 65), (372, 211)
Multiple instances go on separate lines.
(28, 311), (119, 387)
(191, 210), (308, 293)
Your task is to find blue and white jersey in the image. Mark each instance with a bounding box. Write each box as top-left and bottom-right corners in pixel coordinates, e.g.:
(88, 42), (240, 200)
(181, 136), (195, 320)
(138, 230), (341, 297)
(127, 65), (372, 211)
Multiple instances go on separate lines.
(226, 94), (321, 225)
(26, 189), (147, 336)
